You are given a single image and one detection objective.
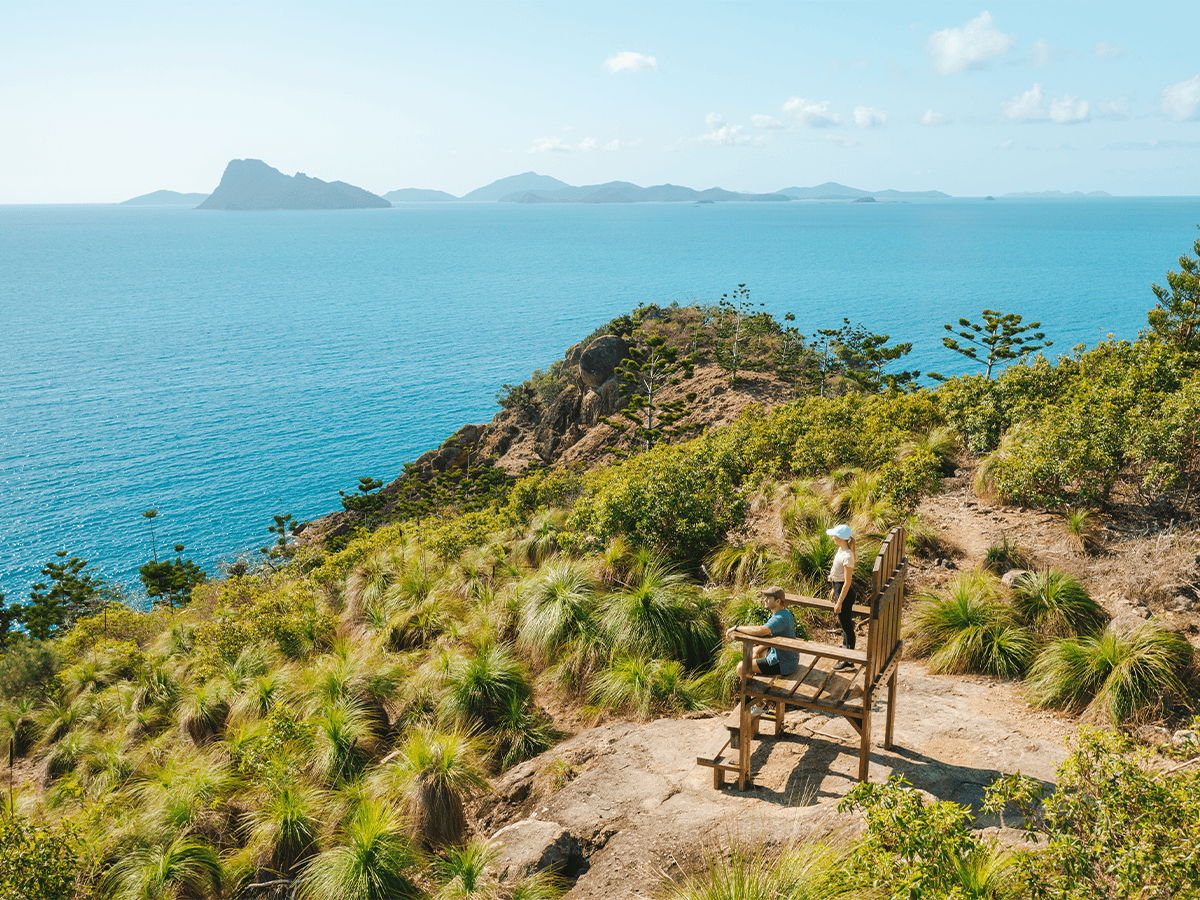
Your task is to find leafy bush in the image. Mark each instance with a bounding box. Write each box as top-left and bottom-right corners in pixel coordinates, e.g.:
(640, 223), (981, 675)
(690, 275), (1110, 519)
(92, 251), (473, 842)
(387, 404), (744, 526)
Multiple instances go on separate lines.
(568, 439), (746, 563)
(0, 814), (80, 900)
(0, 639), (61, 701)
(1025, 620), (1193, 726)
(987, 729), (1200, 899)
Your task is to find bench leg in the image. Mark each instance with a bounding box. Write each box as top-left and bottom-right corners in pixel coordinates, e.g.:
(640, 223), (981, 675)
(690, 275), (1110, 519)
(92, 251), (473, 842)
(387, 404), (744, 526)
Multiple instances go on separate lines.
(884, 669), (898, 750)
(713, 767), (724, 789)
(857, 699), (872, 782)
(774, 700), (785, 731)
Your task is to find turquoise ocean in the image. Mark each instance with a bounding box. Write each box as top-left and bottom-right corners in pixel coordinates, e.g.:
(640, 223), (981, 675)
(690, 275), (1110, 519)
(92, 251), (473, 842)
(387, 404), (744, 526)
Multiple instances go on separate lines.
(2, 197), (1198, 601)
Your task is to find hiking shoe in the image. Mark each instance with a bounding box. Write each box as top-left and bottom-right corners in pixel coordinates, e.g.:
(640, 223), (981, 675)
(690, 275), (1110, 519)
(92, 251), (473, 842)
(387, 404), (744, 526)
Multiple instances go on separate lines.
(833, 661), (854, 671)
(748, 705), (768, 717)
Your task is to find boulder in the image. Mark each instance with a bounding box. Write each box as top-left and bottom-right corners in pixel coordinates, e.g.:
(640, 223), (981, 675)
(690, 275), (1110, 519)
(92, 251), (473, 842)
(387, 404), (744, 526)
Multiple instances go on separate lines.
(578, 336), (628, 390)
(1000, 570), (1030, 588)
(490, 818), (586, 882)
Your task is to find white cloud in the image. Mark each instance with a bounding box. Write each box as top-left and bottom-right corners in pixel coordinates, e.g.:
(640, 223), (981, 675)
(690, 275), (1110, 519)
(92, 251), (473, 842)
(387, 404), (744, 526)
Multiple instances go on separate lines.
(751, 114), (784, 129)
(928, 11), (1015, 75)
(1030, 39), (1052, 68)
(1095, 97), (1131, 120)
(997, 139), (1015, 150)
(1093, 41), (1126, 61)
(1049, 94), (1089, 123)
(604, 138), (642, 151)
(528, 137), (572, 153)
(1002, 83), (1046, 120)
(527, 136), (603, 153)
(782, 96), (840, 127)
(921, 109), (951, 126)
(853, 106), (887, 128)
(603, 51), (659, 74)
(1162, 75), (1200, 121)
(824, 135), (858, 148)
(698, 113), (748, 146)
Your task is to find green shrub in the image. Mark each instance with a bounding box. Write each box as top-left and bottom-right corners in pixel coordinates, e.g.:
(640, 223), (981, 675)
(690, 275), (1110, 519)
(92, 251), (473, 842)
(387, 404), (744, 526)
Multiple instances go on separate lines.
(0, 814), (81, 900)
(986, 729), (1200, 899)
(1026, 620), (1193, 726)
(0, 639), (61, 701)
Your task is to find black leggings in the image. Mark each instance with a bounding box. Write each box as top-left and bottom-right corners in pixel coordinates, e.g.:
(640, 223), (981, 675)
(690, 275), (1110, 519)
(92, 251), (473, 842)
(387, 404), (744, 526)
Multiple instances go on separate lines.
(832, 581), (855, 650)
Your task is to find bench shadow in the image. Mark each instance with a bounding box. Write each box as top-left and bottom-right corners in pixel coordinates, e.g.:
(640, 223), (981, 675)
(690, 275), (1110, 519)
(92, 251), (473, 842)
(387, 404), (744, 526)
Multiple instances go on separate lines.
(739, 724), (1054, 827)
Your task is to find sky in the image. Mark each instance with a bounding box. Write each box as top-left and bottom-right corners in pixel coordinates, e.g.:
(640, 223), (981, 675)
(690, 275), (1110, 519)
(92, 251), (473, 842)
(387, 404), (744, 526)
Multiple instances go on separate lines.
(2, 0), (1198, 203)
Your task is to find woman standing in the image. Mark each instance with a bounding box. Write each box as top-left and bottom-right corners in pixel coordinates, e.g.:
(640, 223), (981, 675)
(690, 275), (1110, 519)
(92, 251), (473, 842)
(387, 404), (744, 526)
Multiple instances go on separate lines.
(827, 524), (857, 670)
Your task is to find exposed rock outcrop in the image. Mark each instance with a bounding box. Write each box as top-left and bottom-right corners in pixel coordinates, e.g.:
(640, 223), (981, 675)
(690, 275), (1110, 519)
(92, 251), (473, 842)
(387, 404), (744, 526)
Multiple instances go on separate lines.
(198, 159), (391, 210)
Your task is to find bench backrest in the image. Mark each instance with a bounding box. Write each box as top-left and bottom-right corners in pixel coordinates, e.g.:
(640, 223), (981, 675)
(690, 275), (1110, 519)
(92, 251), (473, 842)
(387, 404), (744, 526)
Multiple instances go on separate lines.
(864, 525), (906, 685)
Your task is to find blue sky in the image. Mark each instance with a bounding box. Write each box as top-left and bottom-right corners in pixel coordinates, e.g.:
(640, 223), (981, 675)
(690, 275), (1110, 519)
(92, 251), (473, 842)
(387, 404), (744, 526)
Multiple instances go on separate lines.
(2, 1), (1198, 202)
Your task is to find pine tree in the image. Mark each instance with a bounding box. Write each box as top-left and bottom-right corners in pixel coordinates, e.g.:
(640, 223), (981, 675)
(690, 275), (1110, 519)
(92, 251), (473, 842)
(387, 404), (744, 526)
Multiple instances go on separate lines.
(604, 332), (696, 450)
(24, 552), (104, 639)
(941, 309), (1052, 379)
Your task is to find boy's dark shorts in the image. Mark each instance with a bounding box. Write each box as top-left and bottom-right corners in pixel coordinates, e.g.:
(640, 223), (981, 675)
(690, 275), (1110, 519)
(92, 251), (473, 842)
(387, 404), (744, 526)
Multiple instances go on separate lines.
(755, 659), (782, 675)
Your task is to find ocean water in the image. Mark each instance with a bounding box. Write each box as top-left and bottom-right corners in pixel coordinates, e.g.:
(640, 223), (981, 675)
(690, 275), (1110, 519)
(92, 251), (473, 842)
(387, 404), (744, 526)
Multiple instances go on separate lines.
(2, 197), (1198, 600)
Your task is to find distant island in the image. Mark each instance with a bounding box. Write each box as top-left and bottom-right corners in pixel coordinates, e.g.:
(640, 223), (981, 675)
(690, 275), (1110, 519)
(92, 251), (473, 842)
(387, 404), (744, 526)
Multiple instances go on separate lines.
(384, 171), (948, 204)
(1001, 190), (1113, 199)
(383, 188), (459, 202)
(120, 190), (210, 206)
(197, 159), (391, 211)
(126, 167), (1129, 209)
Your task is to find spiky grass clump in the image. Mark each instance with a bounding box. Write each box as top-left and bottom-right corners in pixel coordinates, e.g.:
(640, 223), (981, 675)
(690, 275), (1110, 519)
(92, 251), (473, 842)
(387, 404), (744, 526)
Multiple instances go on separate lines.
(598, 558), (717, 668)
(1026, 620), (1194, 726)
(908, 571), (1036, 678)
(663, 839), (852, 900)
(102, 835), (224, 900)
(981, 537), (1033, 575)
(297, 799), (420, 900)
(705, 540), (777, 589)
(243, 781), (325, 878)
(786, 532), (837, 582)
(1062, 508), (1103, 554)
(1011, 569), (1107, 638)
(898, 426), (960, 475)
(591, 655), (708, 719)
(439, 644), (533, 732)
(517, 560), (598, 665)
(380, 728), (489, 848)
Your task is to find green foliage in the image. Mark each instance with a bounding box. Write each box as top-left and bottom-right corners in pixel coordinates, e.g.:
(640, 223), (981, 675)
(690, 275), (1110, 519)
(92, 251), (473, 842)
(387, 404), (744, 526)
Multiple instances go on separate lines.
(941, 308), (1052, 379)
(1147, 227), (1200, 352)
(986, 729), (1200, 899)
(1060, 508), (1102, 554)
(712, 284), (768, 382)
(662, 838), (852, 900)
(704, 539), (777, 590)
(812, 318), (920, 393)
(58, 604), (167, 657)
(1010, 569), (1107, 639)
(0, 639), (61, 702)
(342, 476), (386, 513)
(839, 775), (1012, 900)
(139, 544), (206, 608)
(1025, 620), (1193, 726)
(24, 551), (107, 640)
(568, 438), (747, 563)
(102, 835), (223, 900)
(980, 537), (1032, 575)
(907, 571), (1036, 678)
(297, 799), (420, 900)
(439, 644), (533, 734)
(0, 814), (80, 900)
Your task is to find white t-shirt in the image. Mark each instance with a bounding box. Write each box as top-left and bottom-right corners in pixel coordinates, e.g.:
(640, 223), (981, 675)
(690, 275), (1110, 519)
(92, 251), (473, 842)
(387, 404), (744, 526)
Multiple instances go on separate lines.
(829, 547), (854, 583)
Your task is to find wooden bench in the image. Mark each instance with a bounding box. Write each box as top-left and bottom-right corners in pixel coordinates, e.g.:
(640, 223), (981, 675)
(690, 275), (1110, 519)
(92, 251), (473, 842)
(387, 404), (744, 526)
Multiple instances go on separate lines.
(697, 525), (907, 789)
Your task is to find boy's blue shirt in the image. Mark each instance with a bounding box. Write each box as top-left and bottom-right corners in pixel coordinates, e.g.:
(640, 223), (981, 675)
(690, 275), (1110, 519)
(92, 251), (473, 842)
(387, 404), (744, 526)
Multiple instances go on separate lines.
(764, 607), (799, 674)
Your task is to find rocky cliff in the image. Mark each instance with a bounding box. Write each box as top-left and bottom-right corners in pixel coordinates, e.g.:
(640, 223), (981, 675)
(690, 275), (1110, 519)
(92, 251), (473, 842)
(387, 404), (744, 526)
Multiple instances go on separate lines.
(197, 159), (391, 210)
